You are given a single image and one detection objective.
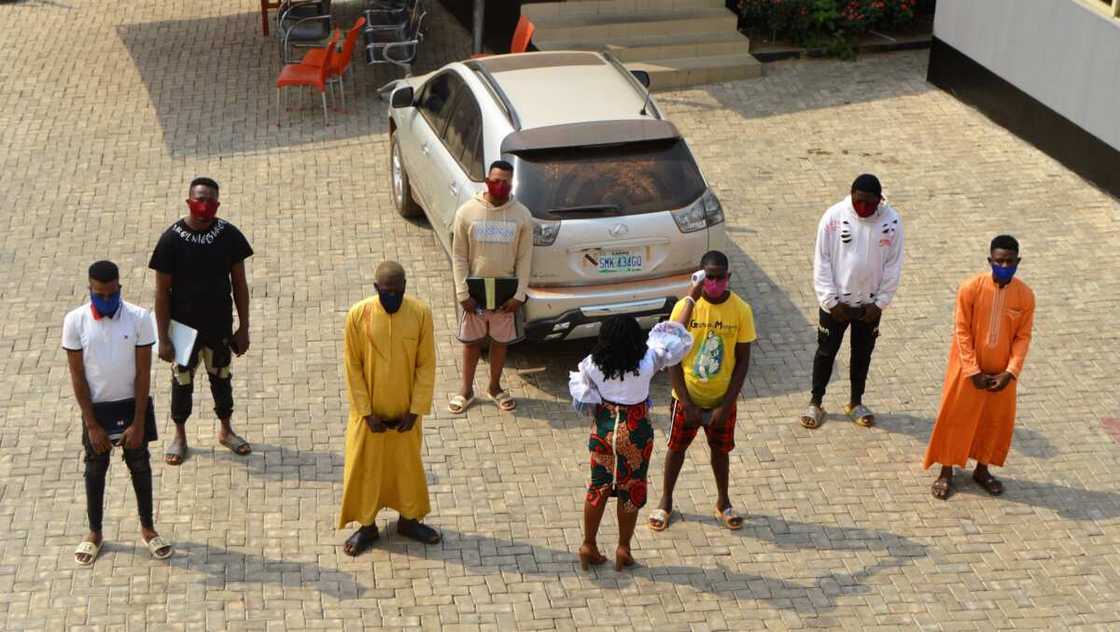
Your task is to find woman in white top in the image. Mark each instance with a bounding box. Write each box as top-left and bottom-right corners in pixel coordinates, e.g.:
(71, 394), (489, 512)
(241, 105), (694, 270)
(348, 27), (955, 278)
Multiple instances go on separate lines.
(569, 283), (702, 571)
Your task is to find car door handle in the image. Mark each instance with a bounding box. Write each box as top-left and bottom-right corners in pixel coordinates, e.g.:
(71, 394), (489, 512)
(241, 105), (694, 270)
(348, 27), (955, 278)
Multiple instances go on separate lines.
(421, 143), (430, 155)
(448, 183), (459, 196)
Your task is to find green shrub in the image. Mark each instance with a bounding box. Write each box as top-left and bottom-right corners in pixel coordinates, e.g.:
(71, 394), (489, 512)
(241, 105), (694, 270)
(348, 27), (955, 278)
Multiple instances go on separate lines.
(739, 0), (924, 54)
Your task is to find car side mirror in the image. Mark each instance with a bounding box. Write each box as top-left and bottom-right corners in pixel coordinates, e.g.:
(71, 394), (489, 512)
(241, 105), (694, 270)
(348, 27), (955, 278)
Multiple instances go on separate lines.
(390, 86), (415, 108)
(630, 70), (651, 89)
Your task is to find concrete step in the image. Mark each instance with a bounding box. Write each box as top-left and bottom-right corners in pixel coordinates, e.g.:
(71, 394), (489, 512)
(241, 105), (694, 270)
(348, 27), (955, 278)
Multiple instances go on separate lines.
(626, 52), (763, 91)
(526, 8), (737, 40)
(522, 0), (727, 21)
(535, 30), (751, 62)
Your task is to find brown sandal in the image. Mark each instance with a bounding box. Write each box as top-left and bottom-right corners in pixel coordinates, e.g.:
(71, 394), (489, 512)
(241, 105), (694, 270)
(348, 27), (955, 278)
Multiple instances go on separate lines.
(973, 472), (1004, 496)
(578, 544), (607, 571)
(931, 477), (952, 500)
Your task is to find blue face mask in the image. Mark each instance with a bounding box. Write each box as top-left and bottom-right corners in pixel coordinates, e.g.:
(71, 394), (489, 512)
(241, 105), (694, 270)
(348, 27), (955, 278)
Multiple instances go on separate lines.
(377, 288), (404, 314)
(990, 262), (1017, 284)
(90, 291), (121, 318)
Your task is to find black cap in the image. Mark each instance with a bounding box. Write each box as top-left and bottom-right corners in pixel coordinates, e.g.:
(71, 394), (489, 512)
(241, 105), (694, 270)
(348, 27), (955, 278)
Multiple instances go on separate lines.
(851, 173), (882, 196)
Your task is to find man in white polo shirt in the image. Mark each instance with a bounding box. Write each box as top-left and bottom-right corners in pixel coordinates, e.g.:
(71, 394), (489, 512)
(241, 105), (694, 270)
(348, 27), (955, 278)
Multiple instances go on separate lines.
(62, 260), (172, 566)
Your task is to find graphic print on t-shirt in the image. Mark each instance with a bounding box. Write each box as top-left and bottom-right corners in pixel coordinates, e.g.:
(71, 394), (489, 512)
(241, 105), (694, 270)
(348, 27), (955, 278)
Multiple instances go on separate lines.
(148, 218), (253, 341)
(693, 330), (724, 382)
(471, 220), (517, 244)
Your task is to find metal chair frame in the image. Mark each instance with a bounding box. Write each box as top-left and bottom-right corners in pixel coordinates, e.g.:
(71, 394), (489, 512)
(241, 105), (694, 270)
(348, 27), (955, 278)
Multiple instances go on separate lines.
(278, 0), (333, 63)
(364, 5), (426, 77)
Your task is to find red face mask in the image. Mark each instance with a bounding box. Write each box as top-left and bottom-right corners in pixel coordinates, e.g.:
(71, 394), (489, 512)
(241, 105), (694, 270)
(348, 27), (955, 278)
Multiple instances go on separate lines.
(187, 198), (220, 221)
(486, 179), (512, 202)
(852, 198), (879, 218)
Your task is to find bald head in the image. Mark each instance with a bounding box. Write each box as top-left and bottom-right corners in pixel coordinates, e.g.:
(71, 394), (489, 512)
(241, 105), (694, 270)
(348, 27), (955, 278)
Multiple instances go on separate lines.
(375, 261), (406, 292)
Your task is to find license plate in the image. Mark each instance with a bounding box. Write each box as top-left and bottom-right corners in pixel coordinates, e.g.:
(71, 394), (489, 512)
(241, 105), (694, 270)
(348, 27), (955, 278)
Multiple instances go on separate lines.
(597, 251), (643, 273)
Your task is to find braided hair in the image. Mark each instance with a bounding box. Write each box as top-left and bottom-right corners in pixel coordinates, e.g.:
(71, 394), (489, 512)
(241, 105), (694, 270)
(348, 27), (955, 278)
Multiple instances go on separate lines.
(590, 316), (648, 381)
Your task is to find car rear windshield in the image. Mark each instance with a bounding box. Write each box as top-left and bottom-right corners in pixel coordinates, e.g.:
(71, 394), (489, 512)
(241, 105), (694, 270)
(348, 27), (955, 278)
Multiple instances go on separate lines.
(509, 139), (707, 220)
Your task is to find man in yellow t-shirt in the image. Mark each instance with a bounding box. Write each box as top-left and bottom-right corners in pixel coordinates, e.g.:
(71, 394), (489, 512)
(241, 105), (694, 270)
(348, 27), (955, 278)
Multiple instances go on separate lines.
(649, 251), (756, 533)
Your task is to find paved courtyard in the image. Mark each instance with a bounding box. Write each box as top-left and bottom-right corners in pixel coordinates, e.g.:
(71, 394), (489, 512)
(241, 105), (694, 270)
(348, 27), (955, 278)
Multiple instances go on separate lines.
(2, 1), (1120, 630)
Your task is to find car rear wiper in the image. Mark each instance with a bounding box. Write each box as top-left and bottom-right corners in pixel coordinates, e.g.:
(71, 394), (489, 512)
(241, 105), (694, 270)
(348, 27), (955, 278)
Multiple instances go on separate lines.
(548, 204), (621, 214)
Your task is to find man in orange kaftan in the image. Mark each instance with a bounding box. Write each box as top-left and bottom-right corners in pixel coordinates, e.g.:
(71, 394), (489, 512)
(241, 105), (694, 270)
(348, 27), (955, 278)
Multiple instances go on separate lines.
(923, 235), (1035, 499)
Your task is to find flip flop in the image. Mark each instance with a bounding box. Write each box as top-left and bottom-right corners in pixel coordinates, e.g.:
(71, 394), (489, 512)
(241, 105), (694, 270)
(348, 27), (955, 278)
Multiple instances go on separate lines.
(74, 540), (102, 566)
(448, 394), (475, 415)
(647, 509), (672, 532)
(343, 524), (380, 557)
(488, 390), (516, 412)
(845, 404), (875, 427)
(143, 536), (173, 560)
(219, 433), (252, 456)
(714, 506), (744, 530)
(164, 436), (187, 466)
(800, 404), (825, 429)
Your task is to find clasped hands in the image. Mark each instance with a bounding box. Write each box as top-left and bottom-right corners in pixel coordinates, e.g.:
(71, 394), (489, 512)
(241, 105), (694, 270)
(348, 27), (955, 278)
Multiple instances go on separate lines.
(830, 303), (881, 324)
(364, 413), (418, 433)
(459, 297), (523, 314)
(971, 371), (1014, 392)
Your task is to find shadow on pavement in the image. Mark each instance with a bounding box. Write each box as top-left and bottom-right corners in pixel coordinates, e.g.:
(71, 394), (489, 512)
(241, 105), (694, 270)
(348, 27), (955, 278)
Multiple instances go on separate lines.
(386, 517), (927, 614)
(877, 413), (1059, 460)
(951, 477), (1120, 521)
(661, 51), (934, 121)
(191, 441), (343, 484)
(164, 540), (367, 600)
(115, 3), (471, 158)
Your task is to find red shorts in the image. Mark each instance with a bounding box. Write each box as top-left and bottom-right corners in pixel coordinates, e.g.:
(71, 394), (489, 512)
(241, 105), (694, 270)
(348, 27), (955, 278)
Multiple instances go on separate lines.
(667, 398), (737, 454)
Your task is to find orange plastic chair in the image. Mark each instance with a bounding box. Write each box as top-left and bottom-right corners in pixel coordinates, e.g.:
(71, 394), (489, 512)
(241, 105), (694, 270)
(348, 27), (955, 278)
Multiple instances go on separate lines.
(510, 15), (535, 54)
(301, 17), (365, 110)
(276, 29), (340, 125)
(471, 15), (534, 58)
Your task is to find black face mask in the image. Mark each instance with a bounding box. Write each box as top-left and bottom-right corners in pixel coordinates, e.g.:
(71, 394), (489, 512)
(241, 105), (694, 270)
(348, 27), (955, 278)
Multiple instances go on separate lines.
(377, 287), (404, 314)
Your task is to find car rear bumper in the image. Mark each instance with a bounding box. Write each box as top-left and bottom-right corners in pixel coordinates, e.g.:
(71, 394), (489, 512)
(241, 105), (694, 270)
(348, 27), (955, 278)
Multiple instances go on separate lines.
(521, 273), (692, 341)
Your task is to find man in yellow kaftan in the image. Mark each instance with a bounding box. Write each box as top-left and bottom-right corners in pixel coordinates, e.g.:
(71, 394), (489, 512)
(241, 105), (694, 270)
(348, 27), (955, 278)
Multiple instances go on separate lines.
(339, 261), (439, 555)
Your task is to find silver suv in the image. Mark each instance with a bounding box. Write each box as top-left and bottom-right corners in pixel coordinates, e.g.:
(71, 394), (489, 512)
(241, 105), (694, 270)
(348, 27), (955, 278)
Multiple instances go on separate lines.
(387, 51), (727, 341)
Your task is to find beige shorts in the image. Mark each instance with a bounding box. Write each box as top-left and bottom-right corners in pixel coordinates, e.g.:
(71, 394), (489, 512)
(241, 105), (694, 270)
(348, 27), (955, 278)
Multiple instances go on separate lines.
(458, 308), (518, 344)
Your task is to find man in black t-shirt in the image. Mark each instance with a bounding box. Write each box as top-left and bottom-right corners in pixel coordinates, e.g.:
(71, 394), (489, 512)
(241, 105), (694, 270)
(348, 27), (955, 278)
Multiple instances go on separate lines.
(149, 177), (254, 465)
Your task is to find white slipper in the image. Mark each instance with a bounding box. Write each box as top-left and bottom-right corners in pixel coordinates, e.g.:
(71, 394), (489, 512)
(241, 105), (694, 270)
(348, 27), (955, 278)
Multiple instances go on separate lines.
(143, 535), (173, 560)
(448, 394), (475, 414)
(74, 540), (102, 566)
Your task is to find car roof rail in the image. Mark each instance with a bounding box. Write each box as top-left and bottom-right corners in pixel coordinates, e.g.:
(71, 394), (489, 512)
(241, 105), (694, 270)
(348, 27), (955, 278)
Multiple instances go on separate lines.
(599, 50), (662, 120)
(464, 60), (522, 131)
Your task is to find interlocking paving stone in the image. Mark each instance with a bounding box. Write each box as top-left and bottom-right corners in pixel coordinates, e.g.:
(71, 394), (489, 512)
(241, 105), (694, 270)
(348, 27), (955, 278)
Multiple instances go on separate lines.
(1, 0), (1119, 629)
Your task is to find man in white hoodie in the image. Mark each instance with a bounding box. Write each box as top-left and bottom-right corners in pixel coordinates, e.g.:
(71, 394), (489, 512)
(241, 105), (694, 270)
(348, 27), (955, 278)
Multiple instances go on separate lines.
(801, 174), (904, 429)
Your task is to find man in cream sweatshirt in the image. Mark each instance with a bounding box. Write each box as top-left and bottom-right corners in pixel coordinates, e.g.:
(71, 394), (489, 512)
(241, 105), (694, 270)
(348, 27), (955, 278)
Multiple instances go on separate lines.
(801, 174), (904, 430)
(448, 160), (533, 415)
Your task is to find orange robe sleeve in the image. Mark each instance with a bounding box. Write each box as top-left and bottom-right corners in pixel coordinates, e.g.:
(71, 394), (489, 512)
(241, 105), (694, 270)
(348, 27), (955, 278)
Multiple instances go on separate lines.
(953, 278), (982, 378)
(1006, 288), (1035, 378)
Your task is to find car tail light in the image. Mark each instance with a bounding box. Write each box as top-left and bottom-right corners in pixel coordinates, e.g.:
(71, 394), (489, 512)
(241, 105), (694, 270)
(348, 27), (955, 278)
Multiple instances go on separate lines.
(533, 220), (560, 246)
(671, 190), (723, 233)
(702, 190), (724, 226)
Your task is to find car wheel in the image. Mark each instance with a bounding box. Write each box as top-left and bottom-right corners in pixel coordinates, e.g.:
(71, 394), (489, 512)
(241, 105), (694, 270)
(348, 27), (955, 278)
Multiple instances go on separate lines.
(390, 133), (422, 219)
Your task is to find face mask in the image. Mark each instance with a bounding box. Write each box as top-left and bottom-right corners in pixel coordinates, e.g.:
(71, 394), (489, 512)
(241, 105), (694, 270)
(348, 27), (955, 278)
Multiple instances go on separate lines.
(486, 179), (512, 202)
(990, 262), (1017, 284)
(90, 291), (121, 318)
(852, 199), (879, 218)
(187, 198), (220, 221)
(377, 288), (404, 314)
(703, 277), (729, 297)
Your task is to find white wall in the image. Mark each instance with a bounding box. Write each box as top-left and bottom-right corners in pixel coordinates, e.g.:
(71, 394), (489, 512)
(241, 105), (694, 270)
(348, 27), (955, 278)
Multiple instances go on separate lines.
(934, 0), (1120, 151)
